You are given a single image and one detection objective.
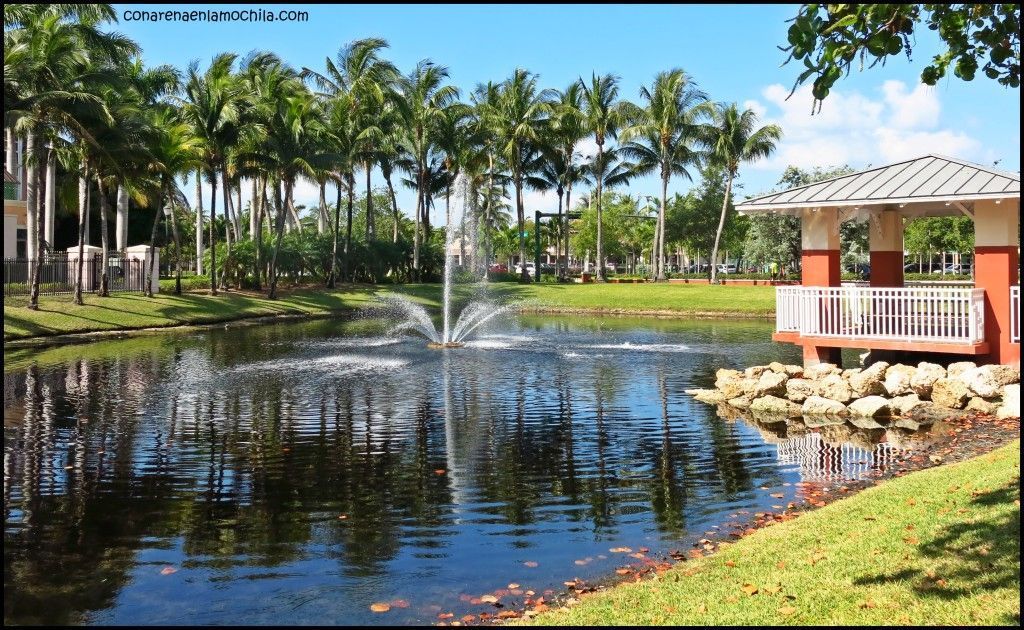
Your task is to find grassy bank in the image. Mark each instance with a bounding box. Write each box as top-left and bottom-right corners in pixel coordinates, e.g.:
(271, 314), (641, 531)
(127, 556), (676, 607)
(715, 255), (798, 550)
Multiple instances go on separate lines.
(526, 440), (1020, 626)
(3, 283), (776, 342)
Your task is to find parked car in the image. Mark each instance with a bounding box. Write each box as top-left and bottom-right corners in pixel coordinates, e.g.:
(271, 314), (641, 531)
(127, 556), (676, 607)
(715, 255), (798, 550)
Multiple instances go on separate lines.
(514, 262), (536, 276)
(933, 264), (971, 275)
(717, 263), (737, 274)
(487, 263), (508, 273)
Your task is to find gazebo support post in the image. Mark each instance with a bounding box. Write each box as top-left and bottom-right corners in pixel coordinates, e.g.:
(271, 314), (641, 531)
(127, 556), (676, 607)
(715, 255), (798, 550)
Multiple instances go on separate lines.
(973, 199), (1020, 367)
(800, 207), (842, 367)
(869, 210), (904, 287)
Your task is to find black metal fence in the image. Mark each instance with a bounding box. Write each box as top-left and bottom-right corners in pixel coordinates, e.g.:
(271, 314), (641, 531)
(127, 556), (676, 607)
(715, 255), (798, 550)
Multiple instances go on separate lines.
(3, 254), (149, 297)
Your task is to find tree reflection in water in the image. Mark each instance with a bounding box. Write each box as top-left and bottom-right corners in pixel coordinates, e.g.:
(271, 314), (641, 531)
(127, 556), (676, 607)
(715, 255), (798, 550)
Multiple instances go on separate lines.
(3, 317), (943, 625)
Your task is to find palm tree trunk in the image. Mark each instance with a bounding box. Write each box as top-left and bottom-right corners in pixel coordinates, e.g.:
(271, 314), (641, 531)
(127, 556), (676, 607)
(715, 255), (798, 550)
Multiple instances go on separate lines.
(516, 177), (527, 283)
(236, 183), (243, 240)
(98, 177), (111, 296)
(250, 177), (259, 240)
(595, 142), (605, 282)
(25, 130), (37, 295)
(344, 172), (355, 281)
(564, 185), (572, 280)
(413, 169), (422, 278)
(318, 180), (327, 234)
(221, 162), (232, 290)
(709, 170), (734, 284)
(146, 188), (163, 298)
(115, 183), (128, 251)
(657, 172), (668, 281)
(169, 192), (183, 295)
(74, 166), (89, 306)
(556, 188), (564, 280)
(27, 134), (43, 310)
(268, 178), (286, 299)
(365, 161), (374, 241)
(385, 172), (399, 244)
(328, 178), (342, 288)
(195, 170), (204, 276)
(208, 167), (218, 295)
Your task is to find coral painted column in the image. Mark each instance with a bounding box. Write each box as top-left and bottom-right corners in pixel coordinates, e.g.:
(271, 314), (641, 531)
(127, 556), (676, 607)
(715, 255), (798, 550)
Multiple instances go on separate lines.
(800, 207), (842, 366)
(869, 210), (904, 287)
(974, 199), (1020, 367)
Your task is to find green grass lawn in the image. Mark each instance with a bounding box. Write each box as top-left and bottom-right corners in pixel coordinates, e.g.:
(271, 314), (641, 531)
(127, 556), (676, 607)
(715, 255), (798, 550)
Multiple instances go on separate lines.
(3, 282), (776, 341)
(525, 440), (1021, 626)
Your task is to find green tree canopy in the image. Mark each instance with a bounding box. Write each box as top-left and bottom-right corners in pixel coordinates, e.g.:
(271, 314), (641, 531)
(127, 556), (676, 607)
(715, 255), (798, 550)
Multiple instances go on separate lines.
(783, 4), (1021, 109)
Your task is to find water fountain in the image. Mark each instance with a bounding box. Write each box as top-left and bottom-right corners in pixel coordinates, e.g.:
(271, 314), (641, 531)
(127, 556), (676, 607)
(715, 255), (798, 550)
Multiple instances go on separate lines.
(383, 172), (509, 348)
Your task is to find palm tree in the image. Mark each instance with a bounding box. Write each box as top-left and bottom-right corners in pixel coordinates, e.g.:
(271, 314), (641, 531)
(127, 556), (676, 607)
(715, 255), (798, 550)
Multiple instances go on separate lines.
(549, 83), (589, 279)
(4, 3), (137, 308)
(490, 69), (552, 282)
(703, 103), (782, 283)
(620, 69), (708, 280)
(180, 52), (244, 295)
(397, 60), (459, 278)
(145, 107), (202, 296)
(302, 38), (399, 245)
(578, 73), (627, 281)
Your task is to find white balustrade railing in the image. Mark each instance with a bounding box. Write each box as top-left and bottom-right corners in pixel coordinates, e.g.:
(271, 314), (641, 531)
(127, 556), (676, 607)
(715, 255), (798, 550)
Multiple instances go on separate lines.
(775, 286), (985, 344)
(1012, 286), (1020, 344)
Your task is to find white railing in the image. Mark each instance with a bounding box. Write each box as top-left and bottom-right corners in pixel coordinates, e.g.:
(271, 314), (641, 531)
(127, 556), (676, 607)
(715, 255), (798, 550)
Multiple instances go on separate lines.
(776, 286), (803, 333)
(1012, 286), (1021, 344)
(775, 286), (985, 344)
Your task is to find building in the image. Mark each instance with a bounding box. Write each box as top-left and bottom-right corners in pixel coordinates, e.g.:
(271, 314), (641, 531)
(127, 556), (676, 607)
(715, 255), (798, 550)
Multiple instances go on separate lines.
(736, 155), (1020, 368)
(4, 168), (27, 258)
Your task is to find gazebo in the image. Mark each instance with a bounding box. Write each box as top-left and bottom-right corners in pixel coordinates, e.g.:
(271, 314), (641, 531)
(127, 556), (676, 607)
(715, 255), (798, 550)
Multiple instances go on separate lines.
(736, 155), (1020, 368)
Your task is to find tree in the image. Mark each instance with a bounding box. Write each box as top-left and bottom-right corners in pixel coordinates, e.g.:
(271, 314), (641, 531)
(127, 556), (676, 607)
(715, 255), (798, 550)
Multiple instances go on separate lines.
(620, 69), (708, 280)
(702, 103), (781, 283)
(490, 69), (552, 282)
(180, 52), (244, 295)
(742, 164), (857, 272)
(782, 4), (1021, 110)
(397, 59), (459, 278)
(579, 73), (627, 281)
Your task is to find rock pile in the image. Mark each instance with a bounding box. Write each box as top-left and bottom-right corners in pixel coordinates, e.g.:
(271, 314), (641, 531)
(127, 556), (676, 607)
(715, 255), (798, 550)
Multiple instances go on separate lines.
(687, 360), (1020, 420)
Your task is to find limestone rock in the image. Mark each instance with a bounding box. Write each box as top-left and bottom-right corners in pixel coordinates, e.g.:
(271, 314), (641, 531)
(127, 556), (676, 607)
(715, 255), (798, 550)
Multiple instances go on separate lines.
(804, 363), (841, 380)
(842, 368), (862, 379)
(744, 365), (770, 379)
(785, 378), (816, 403)
(889, 393), (924, 415)
(767, 362), (804, 377)
(754, 371), (788, 397)
(803, 414), (847, 428)
(884, 364), (918, 396)
(931, 378), (971, 409)
(801, 395), (848, 417)
(818, 374), (854, 403)
(848, 416), (885, 430)
(911, 362), (946, 398)
(946, 361), (977, 379)
(749, 395), (802, 417)
(687, 389), (727, 404)
(996, 384), (1020, 420)
(965, 397), (1000, 415)
(892, 418), (926, 431)
(728, 396), (753, 410)
(848, 396), (892, 418)
(715, 369), (742, 388)
(719, 377), (756, 400)
(849, 361), (888, 397)
(960, 364), (1020, 398)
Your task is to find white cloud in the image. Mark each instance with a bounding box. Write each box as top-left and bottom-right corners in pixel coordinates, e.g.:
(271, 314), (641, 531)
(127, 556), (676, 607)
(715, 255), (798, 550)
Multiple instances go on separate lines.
(745, 80), (982, 176)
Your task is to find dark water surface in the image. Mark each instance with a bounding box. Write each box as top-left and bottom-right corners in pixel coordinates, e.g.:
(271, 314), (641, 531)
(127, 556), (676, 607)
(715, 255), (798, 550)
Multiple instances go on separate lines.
(4, 315), (947, 625)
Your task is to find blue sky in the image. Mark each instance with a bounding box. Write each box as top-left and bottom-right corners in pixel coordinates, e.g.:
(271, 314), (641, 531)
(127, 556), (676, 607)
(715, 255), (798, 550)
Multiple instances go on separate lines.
(112, 3), (1021, 222)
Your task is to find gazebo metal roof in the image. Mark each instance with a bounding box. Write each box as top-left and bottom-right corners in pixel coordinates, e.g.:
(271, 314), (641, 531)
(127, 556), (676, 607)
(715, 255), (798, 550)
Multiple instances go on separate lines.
(737, 155), (1020, 217)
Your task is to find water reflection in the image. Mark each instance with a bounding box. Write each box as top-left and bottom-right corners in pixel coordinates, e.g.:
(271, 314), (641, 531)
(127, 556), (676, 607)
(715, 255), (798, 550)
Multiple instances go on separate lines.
(3, 317), (943, 625)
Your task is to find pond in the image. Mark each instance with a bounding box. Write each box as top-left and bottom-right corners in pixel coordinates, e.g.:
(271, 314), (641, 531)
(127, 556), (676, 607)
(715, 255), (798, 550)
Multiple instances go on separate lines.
(3, 315), (950, 625)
